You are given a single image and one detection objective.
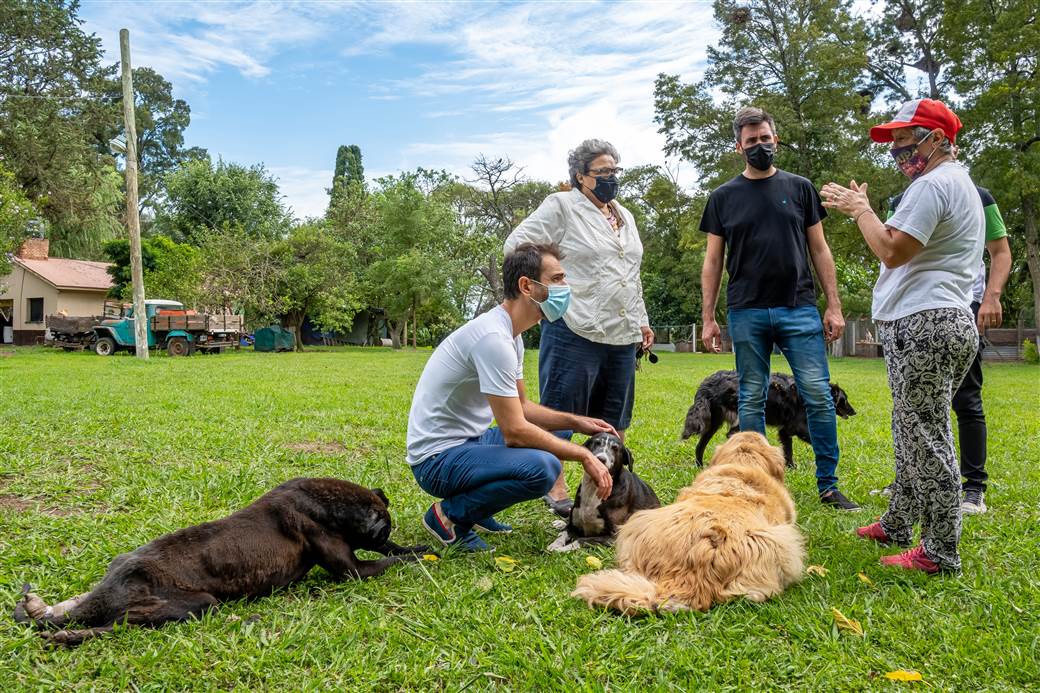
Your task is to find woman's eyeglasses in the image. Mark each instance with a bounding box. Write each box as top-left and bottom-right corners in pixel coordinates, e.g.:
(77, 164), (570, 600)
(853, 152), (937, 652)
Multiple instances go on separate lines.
(587, 166), (624, 176)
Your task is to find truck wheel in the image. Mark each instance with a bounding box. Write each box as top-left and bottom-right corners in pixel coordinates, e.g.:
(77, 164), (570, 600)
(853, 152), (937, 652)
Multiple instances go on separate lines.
(167, 337), (190, 357)
(95, 336), (116, 356)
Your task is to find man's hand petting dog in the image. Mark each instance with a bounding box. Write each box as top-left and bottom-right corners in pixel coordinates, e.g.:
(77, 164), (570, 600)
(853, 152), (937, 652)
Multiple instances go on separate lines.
(573, 415), (618, 438)
(580, 448), (613, 499)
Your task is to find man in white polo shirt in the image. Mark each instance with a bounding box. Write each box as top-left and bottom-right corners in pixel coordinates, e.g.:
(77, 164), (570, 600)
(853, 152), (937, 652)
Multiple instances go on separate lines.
(407, 242), (615, 552)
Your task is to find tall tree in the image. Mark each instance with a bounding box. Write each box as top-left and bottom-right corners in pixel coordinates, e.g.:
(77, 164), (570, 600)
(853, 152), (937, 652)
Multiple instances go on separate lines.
(333, 145), (364, 186)
(363, 171), (473, 348)
(102, 67), (207, 214)
(654, 0), (904, 315)
(0, 163), (40, 277)
(860, 0), (950, 102)
(943, 0), (1040, 328)
(618, 165), (705, 325)
(0, 0), (122, 259)
(270, 222), (363, 351)
(456, 155), (554, 306)
(156, 157), (293, 243)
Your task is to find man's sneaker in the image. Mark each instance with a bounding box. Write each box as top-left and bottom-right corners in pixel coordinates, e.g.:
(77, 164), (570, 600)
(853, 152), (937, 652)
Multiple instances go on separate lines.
(820, 489), (861, 511)
(870, 483), (894, 497)
(961, 489), (987, 515)
(472, 515), (513, 533)
(422, 503), (494, 552)
(880, 545), (942, 574)
(452, 529), (494, 552)
(542, 494), (574, 519)
(855, 521), (906, 546)
(423, 502), (458, 545)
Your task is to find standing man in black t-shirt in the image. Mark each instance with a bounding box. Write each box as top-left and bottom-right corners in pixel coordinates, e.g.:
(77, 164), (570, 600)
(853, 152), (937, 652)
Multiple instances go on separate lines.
(699, 105), (860, 511)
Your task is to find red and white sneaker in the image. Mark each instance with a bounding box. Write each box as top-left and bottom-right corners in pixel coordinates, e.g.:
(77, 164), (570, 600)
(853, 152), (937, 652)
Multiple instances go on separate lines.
(856, 522), (897, 546)
(879, 545), (942, 574)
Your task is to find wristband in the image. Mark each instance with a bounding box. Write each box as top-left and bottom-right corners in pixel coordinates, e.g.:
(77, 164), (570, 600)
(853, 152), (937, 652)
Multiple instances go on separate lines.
(853, 208), (874, 224)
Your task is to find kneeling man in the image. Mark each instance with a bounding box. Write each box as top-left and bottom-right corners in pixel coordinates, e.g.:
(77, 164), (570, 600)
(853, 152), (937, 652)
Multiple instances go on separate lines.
(407, 243), (614, 552)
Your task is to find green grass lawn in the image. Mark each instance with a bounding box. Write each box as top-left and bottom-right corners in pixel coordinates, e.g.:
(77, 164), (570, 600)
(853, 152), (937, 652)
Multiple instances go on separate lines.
(1, 347), (1038, 691)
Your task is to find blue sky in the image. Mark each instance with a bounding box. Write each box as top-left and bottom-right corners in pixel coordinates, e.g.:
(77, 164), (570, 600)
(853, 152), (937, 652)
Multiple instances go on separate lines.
(79, 1), (718, 219)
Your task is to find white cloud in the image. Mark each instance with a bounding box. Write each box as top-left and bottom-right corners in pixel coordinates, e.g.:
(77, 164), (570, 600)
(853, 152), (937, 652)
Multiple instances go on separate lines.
(79, 1), (357, 84)
(79, 0), (721, 214)
(270, 165), (333, 221)
(381, 1), (718, 184)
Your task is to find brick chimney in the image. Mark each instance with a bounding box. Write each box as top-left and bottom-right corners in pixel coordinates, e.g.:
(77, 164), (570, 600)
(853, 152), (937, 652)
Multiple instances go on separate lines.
(15, 238), (49, 260)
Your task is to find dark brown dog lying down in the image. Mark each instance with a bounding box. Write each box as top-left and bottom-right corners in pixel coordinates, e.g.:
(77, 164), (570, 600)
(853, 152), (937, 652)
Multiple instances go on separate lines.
(13, 478), (429, 645)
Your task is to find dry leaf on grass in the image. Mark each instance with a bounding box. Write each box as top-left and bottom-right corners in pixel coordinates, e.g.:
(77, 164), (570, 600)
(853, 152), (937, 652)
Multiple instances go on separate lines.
(494, 555), (519, 573)
(806, 564), (829, 577)
(585, 555), (603, 569)
(884, 670), (924, 682)
(857, 572), (874, 586)
(831, 607), (864, 636)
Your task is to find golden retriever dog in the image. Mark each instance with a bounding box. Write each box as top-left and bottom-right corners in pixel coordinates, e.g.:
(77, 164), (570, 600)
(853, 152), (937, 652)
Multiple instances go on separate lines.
(572, 432), (804, 614)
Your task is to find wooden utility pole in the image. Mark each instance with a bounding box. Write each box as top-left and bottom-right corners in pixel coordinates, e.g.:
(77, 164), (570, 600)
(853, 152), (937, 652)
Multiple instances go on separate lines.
(120, 29), (148, 359)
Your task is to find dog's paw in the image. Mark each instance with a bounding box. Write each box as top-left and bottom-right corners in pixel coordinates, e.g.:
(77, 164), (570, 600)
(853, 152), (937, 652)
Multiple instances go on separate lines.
(19, 592), (51, 621)
(550, 519), (567, 531)
(546, 532), (579, 553)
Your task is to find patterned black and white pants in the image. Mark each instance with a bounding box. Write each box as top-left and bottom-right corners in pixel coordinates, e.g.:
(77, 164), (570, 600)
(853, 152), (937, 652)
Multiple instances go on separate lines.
(877, 308), (978, 571)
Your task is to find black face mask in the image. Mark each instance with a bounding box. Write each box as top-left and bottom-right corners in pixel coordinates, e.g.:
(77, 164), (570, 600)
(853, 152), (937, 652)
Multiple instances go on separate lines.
(743, 143), (775, 171)
(588, 175), (619, 203)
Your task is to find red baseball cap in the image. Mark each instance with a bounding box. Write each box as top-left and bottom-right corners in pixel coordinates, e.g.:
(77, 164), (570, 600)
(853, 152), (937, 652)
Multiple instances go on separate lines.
(870, 98), (963, 143)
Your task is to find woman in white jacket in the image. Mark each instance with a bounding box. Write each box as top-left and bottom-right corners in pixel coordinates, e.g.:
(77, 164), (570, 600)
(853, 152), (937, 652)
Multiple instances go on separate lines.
(504, 139), (653, 517)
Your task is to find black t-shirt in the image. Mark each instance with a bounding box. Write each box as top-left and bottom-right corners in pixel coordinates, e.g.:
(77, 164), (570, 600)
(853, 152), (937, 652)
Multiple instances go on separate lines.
(699, 170), (825, 309)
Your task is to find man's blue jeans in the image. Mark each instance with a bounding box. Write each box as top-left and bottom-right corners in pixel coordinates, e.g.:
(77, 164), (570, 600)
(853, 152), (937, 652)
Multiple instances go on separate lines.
(727, 305), (839, 493)
(411, 428), (565, 529)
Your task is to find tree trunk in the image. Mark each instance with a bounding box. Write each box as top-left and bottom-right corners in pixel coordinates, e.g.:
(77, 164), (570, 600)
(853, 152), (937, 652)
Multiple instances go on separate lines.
(283, 310), (306, 352)
(388, 319), (404, 349)
(479, 253), (504, 303)
(412, 297), (417, 349)
(1022, 195), (1040, 330)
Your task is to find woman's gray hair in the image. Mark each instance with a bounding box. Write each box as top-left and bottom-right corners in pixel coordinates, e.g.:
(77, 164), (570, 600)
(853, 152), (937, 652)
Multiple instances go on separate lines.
(911, 125), (954, 154)
(568, 139), (620, 187)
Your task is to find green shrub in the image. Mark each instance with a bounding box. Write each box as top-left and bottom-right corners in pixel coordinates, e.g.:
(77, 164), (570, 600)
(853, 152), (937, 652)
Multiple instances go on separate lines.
(1024, 339), (1039, 364)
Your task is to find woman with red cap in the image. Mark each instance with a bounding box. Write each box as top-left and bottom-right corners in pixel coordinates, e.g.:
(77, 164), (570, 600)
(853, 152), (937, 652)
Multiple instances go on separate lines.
(821, 99), (983, 574)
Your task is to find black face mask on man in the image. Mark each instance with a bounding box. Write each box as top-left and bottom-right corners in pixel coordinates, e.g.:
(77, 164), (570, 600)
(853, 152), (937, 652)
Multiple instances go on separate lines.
(742, 143), (775, 172)
(586, 175), (619, 203)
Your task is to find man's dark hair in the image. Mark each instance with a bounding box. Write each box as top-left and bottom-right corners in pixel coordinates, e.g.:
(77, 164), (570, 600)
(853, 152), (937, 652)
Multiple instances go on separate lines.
(503, 242), (562, 300)
(733, 106), (776, 142)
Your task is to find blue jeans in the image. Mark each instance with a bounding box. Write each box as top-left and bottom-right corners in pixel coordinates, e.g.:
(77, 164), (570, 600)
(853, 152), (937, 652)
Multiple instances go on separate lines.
(727, 305), (839, 493)
(410, 428), (565, 529)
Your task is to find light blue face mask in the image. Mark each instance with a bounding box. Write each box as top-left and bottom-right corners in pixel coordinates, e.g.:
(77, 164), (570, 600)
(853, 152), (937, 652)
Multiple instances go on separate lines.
(531, 280), (571, 322)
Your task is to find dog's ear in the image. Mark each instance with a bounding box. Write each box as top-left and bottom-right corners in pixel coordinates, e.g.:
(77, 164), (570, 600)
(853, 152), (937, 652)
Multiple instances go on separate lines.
(371, 488), (390, 507)
(621, 445), (633, 471)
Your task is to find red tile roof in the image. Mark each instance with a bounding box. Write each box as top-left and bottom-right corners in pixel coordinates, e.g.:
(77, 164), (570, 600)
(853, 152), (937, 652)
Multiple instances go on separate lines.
(14, 257), (114, 291)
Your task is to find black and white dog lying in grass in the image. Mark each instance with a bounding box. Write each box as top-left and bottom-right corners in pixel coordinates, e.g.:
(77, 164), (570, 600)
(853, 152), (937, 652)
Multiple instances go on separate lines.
(13, 478), (430, 646)
(547, 433), (660, 552)
(681, 370), (856, 468)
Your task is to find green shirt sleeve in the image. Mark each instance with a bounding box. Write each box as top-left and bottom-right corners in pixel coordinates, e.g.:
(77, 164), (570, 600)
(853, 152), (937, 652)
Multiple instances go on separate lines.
(983, 203), (1007, 242)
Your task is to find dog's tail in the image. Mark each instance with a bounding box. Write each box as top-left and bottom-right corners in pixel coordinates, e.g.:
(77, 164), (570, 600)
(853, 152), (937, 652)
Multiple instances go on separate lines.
(681, 395), (712, 440)
(572, 570), (687, 615)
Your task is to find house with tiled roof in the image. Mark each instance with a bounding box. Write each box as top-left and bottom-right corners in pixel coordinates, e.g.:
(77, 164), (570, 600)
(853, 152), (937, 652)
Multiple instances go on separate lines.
(0, 238), (114, 345)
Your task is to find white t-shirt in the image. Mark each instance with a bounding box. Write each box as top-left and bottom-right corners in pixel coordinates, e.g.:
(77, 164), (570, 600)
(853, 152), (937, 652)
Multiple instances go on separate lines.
(872, 162), (984, 321)
(406, 306), (524, 465)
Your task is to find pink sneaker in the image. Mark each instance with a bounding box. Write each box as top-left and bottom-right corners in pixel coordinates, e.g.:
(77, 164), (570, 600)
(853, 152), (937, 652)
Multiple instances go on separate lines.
(880, 545), (941, 574)
(856, 522), (895, 545)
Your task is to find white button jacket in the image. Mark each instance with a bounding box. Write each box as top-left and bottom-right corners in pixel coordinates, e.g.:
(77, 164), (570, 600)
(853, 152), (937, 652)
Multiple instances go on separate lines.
(504, 188), (649, 345)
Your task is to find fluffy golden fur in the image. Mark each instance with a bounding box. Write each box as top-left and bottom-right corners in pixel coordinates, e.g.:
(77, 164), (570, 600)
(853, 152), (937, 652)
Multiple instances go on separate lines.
(571, 432), (805, 614)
